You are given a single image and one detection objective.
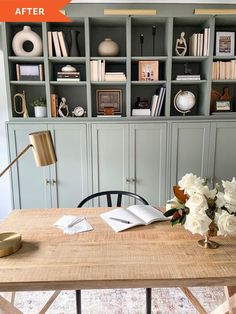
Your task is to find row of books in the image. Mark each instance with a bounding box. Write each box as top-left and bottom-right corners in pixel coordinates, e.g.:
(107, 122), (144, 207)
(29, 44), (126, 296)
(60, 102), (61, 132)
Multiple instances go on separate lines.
(212, 60), (236, 80)
(189, 28), (210, 57)
(48, 31), (68, 57)
(90, 60), (126, 81)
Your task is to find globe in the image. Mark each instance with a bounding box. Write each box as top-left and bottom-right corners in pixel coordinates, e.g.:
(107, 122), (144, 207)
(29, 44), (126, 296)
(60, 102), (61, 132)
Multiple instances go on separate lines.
(174, 90), (196, 114)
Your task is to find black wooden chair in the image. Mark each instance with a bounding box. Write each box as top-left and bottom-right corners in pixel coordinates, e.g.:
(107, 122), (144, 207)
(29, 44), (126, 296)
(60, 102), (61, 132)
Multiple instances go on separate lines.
(76, 190), (152, 314)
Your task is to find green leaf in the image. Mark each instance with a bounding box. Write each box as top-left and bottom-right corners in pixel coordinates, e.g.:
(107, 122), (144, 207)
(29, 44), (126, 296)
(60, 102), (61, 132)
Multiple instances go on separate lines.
(171, 218), (180, 225)
(164, 208), (178, 217)
(179, 215), (186, 225)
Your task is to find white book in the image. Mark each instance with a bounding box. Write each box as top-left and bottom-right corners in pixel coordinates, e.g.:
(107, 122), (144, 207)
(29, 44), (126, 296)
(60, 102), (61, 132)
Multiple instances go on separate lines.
(57, 78), (81, 81)
(189, 33), (197, 56)
(52, 31), (62, 57)
(150, 95), (158, 116)
(101, 60), (105, 81)
(203, 28), (208, 57)
(207, 28), (210, 56)
(100, 205), (168, 232)
(47, 31), (53, 57)
(199, 33), (203, 56)
(90, 60), (98, 81)
(57, 31), (68, 57)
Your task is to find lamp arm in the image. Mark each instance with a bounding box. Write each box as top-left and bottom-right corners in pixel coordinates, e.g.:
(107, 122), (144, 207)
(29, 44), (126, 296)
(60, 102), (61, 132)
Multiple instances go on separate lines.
(0, 144), (32, 178)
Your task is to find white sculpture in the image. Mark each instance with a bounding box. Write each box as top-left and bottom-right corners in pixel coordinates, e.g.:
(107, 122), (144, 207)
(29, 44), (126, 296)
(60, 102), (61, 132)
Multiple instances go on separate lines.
(175, 32), (187, 56)
(58, 97), (69, 117)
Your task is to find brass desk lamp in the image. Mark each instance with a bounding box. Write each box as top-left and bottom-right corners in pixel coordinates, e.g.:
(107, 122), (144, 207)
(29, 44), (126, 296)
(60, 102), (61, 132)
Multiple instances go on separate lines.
(0, 130), (57, 257)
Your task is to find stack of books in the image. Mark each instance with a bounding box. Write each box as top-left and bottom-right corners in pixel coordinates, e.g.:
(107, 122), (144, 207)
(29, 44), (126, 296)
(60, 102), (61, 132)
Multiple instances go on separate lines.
(57, 71), (81, 82)
(176, 75), (201, 81)
(104, 72), (126, 81)
(48, 31), (68, 57)
(90, 60), (105, 81)
(150, 87), (166, 117)
(132, 109), (151, 116)
(189, 28), (210, 57)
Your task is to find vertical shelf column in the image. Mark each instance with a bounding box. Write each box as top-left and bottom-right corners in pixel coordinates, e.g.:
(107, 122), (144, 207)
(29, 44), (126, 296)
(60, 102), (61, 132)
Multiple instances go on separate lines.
(42, 22), (51, 118)
(85, 17), (92, 118)
(126, 17), (131, 117)
(165, 17), (173, 117)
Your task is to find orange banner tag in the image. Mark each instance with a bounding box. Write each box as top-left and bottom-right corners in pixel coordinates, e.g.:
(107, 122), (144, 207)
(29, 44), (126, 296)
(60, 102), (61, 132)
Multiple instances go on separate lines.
(0, 0), (71, 22)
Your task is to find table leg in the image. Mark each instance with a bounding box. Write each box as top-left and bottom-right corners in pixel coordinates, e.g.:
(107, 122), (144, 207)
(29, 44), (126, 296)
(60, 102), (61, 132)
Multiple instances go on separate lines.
(0, 295), (22, 314)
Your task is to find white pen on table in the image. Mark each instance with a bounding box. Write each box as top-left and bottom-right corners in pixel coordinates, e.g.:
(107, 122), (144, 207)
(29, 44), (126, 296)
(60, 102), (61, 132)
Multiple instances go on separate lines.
(109, 217), (131, 224)
(68, 217), (84, 228)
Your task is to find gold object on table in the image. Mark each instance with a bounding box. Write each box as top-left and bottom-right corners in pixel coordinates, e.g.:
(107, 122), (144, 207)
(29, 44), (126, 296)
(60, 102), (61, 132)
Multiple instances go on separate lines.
(0, 232), (22, 257)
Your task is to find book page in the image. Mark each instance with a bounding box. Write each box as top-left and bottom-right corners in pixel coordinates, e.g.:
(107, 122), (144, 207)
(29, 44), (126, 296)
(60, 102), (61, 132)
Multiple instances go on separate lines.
(100, 208), (144, 232)
(127, 205), (168, 225)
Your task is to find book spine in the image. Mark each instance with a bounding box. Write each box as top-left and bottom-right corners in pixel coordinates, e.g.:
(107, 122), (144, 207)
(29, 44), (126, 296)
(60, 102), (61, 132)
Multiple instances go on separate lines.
(47, 31), (53, 57)
(51, 94), (58, 117)
(16, 64), (20, 81)
(57, 31), (68, 57)
(39, 64), (43, 81)
(52, 31), (62, 57)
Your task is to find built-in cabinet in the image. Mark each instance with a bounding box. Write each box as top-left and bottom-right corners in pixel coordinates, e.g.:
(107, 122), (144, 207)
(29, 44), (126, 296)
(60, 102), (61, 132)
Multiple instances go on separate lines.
(8, 121), (236, 209)
(92, 123), (167, 205)
(8, 123), (88, 209)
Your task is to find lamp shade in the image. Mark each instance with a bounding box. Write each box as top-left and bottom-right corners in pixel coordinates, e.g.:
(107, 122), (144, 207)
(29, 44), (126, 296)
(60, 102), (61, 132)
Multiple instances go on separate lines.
(29, 131), (57, 167)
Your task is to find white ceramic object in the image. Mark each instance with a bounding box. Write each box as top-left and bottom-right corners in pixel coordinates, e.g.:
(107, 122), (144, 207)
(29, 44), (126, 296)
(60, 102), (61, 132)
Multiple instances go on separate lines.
(97, 38), (119, 57)
(34, 106), (47, 118)
(61, 65), (77, 72)
(12, 26), (43, 57)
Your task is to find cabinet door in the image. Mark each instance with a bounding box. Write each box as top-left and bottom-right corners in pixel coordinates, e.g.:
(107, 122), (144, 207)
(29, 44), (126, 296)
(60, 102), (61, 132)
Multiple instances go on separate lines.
(91, 124), (129, 200)
(8, 124), (51, 209)
(209, 122), (236, 183)
(170, 122), (210, 196)
(130, 123), (167, 206)
(49, 124), (89, 208)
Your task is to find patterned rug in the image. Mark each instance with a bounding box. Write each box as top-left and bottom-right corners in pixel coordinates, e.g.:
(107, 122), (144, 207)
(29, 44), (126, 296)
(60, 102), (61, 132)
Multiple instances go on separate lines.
(1, 287), (225, 313)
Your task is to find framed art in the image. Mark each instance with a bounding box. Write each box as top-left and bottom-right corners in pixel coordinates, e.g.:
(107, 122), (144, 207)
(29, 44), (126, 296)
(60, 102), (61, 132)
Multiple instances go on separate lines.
(215, 100), (232, 112)
(16, 64), (44, 81)
(215, 32), (235, 56)
(138, 60), (159, 81)
(96, 89), (122, 114)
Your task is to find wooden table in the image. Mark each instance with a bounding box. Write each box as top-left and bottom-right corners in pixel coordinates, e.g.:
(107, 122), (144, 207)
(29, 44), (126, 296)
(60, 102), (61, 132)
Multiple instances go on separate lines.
(0, 208), (236, 314)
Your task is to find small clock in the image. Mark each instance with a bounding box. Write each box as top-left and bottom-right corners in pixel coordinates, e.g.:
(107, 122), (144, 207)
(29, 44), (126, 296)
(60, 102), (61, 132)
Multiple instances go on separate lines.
(72, 106), (85, 117)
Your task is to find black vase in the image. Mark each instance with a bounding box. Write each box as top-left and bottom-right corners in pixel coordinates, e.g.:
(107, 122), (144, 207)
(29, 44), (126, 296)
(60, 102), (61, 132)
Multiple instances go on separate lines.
(69, 30), (81, 57)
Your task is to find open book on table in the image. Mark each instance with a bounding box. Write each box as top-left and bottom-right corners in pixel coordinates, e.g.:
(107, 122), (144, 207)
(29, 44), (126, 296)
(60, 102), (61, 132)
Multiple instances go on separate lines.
(100, 205), (168, 232)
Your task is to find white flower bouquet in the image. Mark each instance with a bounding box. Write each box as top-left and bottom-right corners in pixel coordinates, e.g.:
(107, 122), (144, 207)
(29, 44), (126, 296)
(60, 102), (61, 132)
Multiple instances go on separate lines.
(164, 173), (236, 248)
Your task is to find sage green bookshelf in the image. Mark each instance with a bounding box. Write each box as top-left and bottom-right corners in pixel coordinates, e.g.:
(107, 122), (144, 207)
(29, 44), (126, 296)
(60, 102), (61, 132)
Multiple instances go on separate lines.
(2, 3), (236, 120)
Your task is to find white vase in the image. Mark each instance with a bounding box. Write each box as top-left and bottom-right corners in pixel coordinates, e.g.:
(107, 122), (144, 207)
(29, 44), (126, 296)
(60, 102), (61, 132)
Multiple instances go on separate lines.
(97, 38), (119, 57)
(34, 106), (47, 118)
(12, 26), (43, 57)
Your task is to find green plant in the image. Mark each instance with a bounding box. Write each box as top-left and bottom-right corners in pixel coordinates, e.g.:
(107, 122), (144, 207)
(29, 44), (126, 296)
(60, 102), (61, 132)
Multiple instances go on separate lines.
(31, 98), (46, 107)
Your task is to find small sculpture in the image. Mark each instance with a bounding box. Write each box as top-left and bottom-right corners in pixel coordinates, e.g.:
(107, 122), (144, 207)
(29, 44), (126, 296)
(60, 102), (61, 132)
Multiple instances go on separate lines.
(13, 91), (29, 118)
(175, 32), (187, 56)
(58, 97), (69, 117)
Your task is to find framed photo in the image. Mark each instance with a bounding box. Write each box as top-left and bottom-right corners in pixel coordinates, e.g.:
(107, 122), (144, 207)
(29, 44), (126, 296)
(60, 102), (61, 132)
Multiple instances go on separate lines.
(215, 100), (232, 112)
(16, 64), (44, 81)
(215, 32), (235, 56)
(138, 60), (159, 81)
(96, 89), (122, 114)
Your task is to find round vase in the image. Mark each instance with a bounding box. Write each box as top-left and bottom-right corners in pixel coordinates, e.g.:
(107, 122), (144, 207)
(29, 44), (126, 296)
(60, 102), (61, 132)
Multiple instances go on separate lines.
(97, 38), (119, 57)
(34, 106), (47, 118)
(12, 26), (43, 57)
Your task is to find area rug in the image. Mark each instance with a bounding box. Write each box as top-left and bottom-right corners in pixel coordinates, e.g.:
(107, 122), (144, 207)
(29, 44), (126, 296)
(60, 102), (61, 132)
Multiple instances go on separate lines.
(1, 287), (225, 313)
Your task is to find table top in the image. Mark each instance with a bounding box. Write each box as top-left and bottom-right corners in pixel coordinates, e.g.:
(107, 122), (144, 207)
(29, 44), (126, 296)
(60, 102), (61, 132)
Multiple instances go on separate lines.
(0, 208), (236, 292)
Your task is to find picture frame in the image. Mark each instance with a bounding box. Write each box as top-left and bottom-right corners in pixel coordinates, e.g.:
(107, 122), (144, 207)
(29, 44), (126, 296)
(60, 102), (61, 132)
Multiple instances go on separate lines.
(215, 32), (235, 57)
(215, 100), (232, 112)
(96, 89), (122, 114)
(138, 60), (159, 81)
(16, 64), (44, 81)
